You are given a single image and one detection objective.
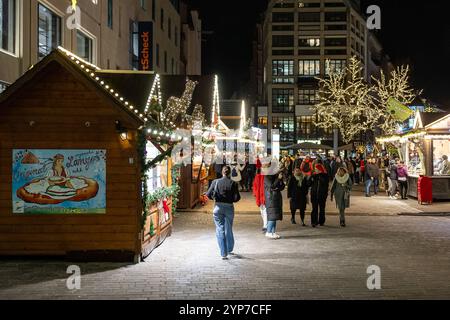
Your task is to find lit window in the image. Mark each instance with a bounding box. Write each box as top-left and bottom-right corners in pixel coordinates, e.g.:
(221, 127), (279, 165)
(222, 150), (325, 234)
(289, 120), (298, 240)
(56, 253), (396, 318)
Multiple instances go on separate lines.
(325, 59), (347, 75)
(272, 117), (295, 142)
(38, 3), (61, 59)
(298, 89), (319, 105)
(272, 89), (294, 113)
(299, 60), (320, 76)
(299, 37), (320, 47)
(76, 30), (94, 63)
(0, 0), (16, 54)
(272, 60), (294, 76)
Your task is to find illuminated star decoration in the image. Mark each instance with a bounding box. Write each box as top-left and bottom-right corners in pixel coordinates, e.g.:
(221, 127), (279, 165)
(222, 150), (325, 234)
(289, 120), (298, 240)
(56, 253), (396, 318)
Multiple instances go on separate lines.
(71, 0), (77, 10)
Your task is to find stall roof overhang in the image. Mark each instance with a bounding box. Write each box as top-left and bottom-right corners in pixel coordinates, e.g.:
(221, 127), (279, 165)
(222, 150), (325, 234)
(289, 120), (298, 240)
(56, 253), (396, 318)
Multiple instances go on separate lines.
(0, 48), (146, 126)
(414, 111), (450, 130)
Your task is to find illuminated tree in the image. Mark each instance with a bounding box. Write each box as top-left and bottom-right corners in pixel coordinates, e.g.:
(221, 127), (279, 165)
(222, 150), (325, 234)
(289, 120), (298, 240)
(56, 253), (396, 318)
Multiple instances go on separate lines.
(314, 56), (374, 143)
(371, 66), (421, 135)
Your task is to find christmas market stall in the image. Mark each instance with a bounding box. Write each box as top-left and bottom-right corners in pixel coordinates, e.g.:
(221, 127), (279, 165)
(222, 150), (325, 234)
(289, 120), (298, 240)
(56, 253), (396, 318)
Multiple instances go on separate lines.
(0, 48), (183, 262)
(377, 111), (450, 200)
(154, 75), (225, 210)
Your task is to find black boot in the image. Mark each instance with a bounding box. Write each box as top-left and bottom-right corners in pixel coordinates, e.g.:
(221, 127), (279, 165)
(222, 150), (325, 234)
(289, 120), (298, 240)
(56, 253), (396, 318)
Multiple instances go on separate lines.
(291, 217), (297, 225)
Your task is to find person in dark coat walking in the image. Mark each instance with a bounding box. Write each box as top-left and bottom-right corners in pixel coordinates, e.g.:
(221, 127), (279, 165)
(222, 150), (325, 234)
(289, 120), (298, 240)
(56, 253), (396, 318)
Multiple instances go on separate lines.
(331, 167), (353, 227)
(206, 166), (241, 260)
(310, 159), (330, 227)
(264, 164), (285, 240)
(287, 167), (310, 226)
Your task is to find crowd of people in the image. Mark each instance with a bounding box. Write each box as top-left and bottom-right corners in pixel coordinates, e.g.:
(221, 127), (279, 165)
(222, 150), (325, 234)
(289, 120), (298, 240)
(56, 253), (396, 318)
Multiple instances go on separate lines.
(205, 152), (411, 259)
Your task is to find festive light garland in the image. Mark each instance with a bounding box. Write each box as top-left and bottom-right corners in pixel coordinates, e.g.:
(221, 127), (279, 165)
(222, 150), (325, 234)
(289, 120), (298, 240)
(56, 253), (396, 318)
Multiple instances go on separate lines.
(162, 79), (198, 130)
(211, 75), (220, 128)
(58, 47), (182, 140)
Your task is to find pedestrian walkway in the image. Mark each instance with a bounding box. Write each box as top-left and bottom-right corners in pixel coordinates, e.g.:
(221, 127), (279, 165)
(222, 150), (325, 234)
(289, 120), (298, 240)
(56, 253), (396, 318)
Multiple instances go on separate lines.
(187, 185), (450, 216)
(0, 213), (449, 299)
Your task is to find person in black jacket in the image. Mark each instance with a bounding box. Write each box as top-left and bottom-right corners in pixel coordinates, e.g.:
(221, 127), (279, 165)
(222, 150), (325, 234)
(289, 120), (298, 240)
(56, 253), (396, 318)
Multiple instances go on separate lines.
(206, 166), (241, 260)
(310, 159), (330, 227)
(287, 166), (310, 226)
(264, 165), (285, 240)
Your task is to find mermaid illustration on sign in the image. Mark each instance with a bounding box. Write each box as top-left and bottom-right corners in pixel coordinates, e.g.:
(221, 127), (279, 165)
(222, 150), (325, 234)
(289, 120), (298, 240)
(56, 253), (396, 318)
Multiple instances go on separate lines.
(16, 153), (100, 205)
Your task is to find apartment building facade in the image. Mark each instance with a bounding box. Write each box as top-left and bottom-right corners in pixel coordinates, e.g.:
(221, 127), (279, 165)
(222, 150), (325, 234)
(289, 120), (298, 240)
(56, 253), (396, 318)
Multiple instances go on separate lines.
(258, 0), (369, 150)
(0, 0), (200, 92)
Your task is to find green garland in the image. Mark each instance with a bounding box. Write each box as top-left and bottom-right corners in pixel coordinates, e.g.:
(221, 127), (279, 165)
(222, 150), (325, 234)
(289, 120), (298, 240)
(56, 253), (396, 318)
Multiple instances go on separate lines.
(138, 130), (182, 231)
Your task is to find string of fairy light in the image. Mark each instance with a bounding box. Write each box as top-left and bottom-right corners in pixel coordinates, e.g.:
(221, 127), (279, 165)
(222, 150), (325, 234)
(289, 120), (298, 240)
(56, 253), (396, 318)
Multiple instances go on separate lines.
(57, 47), (187, 142)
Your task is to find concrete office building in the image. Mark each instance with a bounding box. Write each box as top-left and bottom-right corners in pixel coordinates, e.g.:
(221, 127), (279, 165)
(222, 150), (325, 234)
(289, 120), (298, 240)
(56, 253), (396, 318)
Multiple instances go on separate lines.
(0, 0), (200, 93)
(180, 0), (201, 75)
(258, 0), (371, 150)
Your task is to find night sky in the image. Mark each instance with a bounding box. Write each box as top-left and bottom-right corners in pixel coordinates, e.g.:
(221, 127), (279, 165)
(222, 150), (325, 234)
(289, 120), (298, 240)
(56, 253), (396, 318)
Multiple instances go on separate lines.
(191, 0), (450, 107)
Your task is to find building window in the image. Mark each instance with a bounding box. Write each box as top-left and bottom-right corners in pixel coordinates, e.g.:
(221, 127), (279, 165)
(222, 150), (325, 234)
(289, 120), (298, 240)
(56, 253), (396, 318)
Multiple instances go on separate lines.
(76, 30), (94, 63)
(299, 60), (320, 76)
(258, 117), (268, 128)
(0, 0), (15, 54)
(160, 8), (164, 30)
(272, 89), (294, 113)
(325, 24), (347, 31)
(38, 3), (61, 59)
(298, 89), (318, 105)
(272, 117), (295, 142)
(130, 20), (139, 69)
(272, 25), (294, 31)
(151, 0), (155, 20)
(299, 2), (321, 8)
(325, 59), (347, 75)
(298, 12), (321, 23)
(325, 12), (347, 22)
(299, 37), (320, 47)
(107, 0), (113, 28)
(324, 37), (347, 47)
(156, 43), (160, 67)
(272, 35), (294, 47)
(272, 60), (294, 76)
(296, 116), (315, 137)
(164, 51), (167, 73)
(174, 26), (178, 46)
(0, 80), (9, 93)
(272, 12), (294, 23)
(168, 18), (171, 39)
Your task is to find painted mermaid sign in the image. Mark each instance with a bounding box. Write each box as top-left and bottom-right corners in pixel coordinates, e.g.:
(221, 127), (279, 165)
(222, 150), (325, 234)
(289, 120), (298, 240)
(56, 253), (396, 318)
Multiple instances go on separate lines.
(12, 150), (106, 214)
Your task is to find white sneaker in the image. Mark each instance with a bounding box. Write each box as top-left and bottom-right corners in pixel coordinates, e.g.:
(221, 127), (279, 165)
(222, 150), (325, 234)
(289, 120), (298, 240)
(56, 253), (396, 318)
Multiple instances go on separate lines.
(272, 233), (281, 240)
(265, 233), (272, 238)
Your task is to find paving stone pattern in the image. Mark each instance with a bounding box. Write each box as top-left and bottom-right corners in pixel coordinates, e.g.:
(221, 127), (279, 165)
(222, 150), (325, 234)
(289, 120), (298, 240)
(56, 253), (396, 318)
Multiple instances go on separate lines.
(0, 211), (449, 300)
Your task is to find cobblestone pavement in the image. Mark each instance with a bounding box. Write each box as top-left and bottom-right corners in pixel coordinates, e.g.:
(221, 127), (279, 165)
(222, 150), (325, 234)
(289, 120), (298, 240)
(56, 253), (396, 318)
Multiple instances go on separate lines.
(0, 212), (449, 300)
(190, 186), (450, 216)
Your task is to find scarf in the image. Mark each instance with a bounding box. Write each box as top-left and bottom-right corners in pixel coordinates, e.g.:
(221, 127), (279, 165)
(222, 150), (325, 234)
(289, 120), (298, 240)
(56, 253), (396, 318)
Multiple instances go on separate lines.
(293, 173), (304, 187)
(335, 173), (350, 185)
(314, 164), (327, 175)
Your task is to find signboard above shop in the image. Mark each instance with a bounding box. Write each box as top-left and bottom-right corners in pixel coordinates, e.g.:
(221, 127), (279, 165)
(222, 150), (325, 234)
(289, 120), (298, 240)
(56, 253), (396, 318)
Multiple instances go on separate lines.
(138, 22), (154, 71)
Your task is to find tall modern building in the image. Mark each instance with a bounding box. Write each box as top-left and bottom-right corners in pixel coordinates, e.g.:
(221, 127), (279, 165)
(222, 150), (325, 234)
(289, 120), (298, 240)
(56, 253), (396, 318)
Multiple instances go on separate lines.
(257, 0), (371, 151)
(0, 0), (201, 92)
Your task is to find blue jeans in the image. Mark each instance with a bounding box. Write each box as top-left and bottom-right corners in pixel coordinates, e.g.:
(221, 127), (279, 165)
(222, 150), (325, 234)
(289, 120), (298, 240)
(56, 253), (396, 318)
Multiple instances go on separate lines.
(213, 203), (235, 257)
(365, 179), (373, 195)
(267, 220), (277, 233)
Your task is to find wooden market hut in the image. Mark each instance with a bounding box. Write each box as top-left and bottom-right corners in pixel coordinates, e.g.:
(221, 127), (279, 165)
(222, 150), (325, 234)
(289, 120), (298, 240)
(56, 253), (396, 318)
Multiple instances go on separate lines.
(157, 75), (219, 209)
(378, 111), (450, 200)
(0, 48), (175, 262)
